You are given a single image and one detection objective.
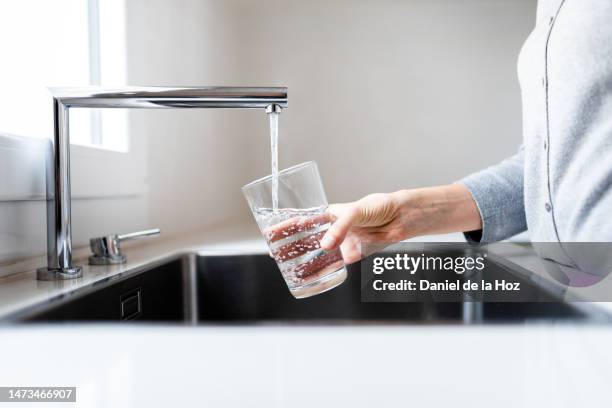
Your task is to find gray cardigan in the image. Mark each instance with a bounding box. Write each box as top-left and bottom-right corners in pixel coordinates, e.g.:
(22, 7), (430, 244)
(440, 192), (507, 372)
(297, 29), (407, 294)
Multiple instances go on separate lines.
(460, 0), (612, 269)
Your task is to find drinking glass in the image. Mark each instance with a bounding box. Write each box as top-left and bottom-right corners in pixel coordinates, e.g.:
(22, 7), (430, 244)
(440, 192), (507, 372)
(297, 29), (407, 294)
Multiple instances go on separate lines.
(242, 161), (347, 298)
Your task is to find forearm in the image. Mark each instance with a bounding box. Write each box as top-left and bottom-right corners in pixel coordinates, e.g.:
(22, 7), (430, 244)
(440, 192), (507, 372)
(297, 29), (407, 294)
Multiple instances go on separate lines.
(392, 184), (482, 239)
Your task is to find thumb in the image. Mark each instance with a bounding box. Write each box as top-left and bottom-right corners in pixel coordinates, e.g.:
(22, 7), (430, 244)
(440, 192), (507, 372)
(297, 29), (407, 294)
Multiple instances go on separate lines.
(320, 206), (360, 250)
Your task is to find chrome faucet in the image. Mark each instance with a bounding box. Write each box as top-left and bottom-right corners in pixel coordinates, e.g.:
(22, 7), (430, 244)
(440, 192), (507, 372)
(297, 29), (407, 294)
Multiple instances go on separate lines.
(38, 86), (288, 280)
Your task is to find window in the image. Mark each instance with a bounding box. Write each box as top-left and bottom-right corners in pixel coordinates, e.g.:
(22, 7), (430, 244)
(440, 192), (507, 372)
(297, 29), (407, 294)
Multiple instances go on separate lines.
(0, 0), (128, 151)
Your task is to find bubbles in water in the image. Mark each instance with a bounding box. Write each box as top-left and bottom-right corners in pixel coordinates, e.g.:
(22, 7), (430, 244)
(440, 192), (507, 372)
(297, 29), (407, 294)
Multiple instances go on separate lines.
(255, 207), (344, 288)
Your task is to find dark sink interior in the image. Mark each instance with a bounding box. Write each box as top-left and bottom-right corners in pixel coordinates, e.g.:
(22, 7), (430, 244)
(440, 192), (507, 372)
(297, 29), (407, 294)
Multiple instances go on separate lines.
(18, 253), (596, 324)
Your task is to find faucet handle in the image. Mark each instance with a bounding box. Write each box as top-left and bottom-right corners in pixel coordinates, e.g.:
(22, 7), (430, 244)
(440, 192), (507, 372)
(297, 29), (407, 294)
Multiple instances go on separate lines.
(89, 228), (161, 265)
(117, 228), (161, 242)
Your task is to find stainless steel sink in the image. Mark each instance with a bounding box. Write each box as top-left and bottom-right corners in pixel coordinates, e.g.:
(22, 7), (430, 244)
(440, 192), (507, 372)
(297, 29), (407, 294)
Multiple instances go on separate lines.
(12, 252), (607, 324)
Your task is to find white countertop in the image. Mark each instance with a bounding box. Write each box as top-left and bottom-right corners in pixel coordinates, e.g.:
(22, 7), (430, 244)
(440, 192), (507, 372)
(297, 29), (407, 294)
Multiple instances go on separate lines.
(2, 324), (612, 407)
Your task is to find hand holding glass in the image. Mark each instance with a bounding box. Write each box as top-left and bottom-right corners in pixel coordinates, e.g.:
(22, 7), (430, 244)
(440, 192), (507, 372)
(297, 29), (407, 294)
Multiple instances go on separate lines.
(242, 162), (347, 298)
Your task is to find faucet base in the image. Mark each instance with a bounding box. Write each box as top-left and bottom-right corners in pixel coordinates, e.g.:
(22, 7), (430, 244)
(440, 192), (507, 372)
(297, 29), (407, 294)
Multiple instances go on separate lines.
(88, 255), (126, 265)
(36, 266), (83, 281)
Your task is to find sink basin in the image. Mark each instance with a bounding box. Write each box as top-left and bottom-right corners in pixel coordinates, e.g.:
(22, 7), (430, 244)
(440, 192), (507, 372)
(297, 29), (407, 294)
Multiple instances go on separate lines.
(13, 252), (605, 324)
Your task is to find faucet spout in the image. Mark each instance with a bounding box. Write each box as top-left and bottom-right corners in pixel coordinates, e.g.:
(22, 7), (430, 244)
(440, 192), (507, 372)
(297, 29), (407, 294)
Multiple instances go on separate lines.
(265, 104), (283, 115)
(37, 86), (288, 280)
(49, 86), (288, 109)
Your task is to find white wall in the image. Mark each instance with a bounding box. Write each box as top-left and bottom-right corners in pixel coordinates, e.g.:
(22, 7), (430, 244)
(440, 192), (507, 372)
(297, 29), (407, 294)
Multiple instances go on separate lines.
(126, 0), (262, 237)
(126, 0), (536, 235)
(233, 0), (536, 198)
(0, 0), (536, 270)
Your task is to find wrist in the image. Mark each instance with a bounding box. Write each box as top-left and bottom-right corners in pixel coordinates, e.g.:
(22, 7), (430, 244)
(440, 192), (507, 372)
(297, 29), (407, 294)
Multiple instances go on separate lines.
(388, 189), (433, 239)
(390, 185), (482, 239)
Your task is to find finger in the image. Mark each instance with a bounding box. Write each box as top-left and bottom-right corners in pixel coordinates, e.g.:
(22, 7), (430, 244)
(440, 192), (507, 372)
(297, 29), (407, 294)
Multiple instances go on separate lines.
(320, 207), (361, 250)
(340, 236), (363, 265)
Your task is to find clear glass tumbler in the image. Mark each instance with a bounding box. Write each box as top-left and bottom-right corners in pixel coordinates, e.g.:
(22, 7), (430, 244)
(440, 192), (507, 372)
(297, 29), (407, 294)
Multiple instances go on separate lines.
(242, 161), (347, 298)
